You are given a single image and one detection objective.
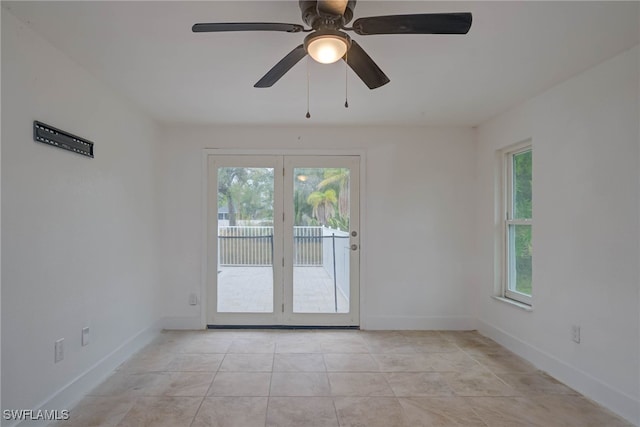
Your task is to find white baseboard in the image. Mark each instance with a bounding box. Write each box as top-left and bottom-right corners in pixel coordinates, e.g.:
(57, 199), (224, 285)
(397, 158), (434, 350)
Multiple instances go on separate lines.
(162, 315), (476, 331)
(9, 319), (163, 427)
(477, 319), (640, 426)
(162, 316), (204, 330)
(362, 315), (477, 330)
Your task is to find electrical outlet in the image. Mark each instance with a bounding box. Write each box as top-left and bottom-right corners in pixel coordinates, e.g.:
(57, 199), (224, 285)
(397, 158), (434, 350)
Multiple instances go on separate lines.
(54, 339), (64, 363)
(571, 325), (581, 343)
(189, 293), (198, 306)
(82, 327), (90, 346)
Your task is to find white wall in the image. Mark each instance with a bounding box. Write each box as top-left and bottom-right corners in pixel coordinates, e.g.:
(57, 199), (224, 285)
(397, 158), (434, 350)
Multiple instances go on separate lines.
(637, 42), (640, 427)
(157, 125), (476, 330)
(0, 7), (3, 417)
(474, 46), (640, 424)
(1, 11), (162, 424)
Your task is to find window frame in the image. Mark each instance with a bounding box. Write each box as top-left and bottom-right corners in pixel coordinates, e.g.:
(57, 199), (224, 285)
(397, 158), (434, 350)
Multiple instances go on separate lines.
(501, 141), (532, 306)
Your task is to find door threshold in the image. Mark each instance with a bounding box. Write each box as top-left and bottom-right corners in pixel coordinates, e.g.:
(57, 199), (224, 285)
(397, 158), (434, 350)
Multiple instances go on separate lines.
(207, 325), (359, 330)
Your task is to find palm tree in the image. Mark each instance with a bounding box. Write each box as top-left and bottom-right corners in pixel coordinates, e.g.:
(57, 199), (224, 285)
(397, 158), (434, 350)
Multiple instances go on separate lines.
(318, 168), (349, 218)
(306, 189), (337, 226)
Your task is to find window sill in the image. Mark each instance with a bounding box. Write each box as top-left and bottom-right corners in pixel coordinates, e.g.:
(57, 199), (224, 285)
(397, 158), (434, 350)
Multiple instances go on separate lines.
(492, 296), (533, 312)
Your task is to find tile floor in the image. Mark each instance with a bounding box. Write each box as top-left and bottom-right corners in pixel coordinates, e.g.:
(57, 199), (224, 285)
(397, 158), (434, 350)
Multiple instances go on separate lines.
(54, 330), (632, 427)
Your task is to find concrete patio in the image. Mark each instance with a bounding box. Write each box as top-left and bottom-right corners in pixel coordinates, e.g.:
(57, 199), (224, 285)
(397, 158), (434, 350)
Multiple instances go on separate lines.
(217, 266), (349, 313)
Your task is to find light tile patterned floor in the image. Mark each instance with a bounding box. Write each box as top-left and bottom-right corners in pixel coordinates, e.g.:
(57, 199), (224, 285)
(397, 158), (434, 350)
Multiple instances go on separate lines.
(54, 330), (632, 427)
(218, 267), (349, 313)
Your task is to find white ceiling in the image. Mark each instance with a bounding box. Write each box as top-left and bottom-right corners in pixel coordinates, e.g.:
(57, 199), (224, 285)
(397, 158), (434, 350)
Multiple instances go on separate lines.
(3, 1), (639, 126)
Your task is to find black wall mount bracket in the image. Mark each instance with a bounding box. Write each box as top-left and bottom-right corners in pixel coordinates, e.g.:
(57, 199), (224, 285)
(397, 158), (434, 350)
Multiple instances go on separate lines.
(33, 121), (94, 158)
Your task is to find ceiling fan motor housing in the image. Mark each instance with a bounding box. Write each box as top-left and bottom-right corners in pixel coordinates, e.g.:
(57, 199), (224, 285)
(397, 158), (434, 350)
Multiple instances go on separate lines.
(299, 0), (356, 29)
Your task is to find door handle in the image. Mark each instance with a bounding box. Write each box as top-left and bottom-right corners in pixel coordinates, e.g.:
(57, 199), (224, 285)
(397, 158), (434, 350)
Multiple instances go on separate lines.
(350, 244), (358, 251)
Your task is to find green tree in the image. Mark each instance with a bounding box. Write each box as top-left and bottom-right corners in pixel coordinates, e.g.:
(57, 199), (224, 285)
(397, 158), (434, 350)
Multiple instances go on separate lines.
(235, 168), (274, 223)
(326, 214), (349, 232)
(293, 168), (350, 230)
(307, 189), (337, 226)
(513, 149), (532, 293)
(514, 150), (532, 220)
(318, 168), (350, 219)
(293, 168), (324, 226)
(218, 167), (247, 226)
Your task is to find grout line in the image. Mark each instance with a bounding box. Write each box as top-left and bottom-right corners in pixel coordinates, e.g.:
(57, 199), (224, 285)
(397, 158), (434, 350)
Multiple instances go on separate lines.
(188, 396), (207, 427)
(264, 395), (271, 427)
(202, 353), (223, 398)
(331, 395), (341, 426)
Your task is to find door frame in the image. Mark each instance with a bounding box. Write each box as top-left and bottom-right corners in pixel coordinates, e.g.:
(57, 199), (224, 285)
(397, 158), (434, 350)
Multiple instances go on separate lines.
(207, 155), (285, 326)
(201, 149), (367, 328)
(282, 155), (360, 326)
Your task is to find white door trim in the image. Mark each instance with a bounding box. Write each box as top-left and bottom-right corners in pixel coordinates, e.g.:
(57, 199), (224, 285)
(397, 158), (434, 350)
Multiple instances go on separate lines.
(200, 149), (366, 328)
(207, 155), (284, 325)
(282, 155), (360, 326)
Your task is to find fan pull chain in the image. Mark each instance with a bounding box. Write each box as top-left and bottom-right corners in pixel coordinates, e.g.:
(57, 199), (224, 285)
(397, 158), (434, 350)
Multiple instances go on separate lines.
(306, 57), (311, 119)
(344, 51), (349, 108)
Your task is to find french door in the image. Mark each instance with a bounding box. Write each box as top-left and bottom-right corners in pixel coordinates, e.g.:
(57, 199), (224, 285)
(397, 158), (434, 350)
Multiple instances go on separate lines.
(207, 155), (360, 326)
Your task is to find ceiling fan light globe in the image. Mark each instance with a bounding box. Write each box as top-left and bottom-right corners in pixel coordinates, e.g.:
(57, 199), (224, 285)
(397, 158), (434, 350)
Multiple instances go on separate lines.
(307, 36), (348, 64)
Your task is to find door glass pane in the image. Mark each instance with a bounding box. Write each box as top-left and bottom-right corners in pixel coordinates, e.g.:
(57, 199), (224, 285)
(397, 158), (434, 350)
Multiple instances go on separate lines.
(293, 168), (350, 313)
(217, 167), (274, 312)
(512, 149), (532, 219)
(508, 224), (532, 295)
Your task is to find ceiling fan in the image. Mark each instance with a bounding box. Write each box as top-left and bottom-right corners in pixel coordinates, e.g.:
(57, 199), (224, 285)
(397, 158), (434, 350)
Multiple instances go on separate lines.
(193, 0), (472, 90)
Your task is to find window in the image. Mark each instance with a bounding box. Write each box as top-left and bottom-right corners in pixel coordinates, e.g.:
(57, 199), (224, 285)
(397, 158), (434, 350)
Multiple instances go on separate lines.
(503, 142), (532, 305)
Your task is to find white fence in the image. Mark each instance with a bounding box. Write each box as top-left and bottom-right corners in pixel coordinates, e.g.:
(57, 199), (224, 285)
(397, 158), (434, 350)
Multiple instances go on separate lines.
(293, 226), (323, 266)
(218, 226), (323, 266)
(322, 227), (350, 300)
(218, 226), (273, 266)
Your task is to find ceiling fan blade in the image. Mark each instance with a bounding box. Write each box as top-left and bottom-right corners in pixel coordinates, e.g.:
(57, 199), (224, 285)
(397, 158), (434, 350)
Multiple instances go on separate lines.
(255, 44), (307, 88)
(192, 22), (304, 33)
(352, 13), (472, 35)
(317, 0), (348, 16)
(344, 40), (389, 90)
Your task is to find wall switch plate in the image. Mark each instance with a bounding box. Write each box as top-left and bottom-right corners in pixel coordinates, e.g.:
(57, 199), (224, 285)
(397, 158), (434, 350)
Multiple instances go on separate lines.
(82, 327), (90, 346)
(55, 339), (64, 363)
(571, 325), (581, 343)
(189, 293), (198, 306)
